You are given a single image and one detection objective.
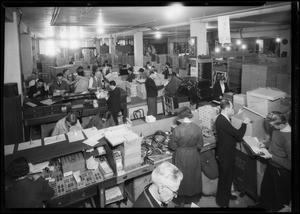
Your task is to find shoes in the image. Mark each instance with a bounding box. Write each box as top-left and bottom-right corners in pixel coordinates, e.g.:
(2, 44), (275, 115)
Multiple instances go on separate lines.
(229, 194), (237, 200)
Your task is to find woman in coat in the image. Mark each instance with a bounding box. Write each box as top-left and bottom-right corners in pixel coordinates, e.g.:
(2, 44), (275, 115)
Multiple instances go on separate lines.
(168, 106), (204, 206)
(212, 74), (230, 101)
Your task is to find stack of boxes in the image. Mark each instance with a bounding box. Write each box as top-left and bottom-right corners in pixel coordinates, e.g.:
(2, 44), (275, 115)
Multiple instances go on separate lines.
(136, 79), (147, 99)
(168, 55), (180, 73)
(179, 56), (187, 69)
(233, 94), (247, 114)
(125, 82), (137, 97)
(197, 105), (219, 130)
(119, 131), (141, 171)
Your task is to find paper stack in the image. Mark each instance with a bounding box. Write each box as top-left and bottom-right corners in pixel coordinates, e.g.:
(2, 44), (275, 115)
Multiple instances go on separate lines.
(243, 136), (269, 156)
(145, 115), (156, 123)
(104, 126), (129, 147)
(120, 131), (142, 171)
(125, 82), (137, 97)
(136, 80), (147, 99)
(28, 161), (50, 174)
(98, 158), (114, 178)
(105, 186), (123, 203)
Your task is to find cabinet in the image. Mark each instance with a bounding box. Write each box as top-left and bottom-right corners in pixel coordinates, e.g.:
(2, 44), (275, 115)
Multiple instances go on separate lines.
(189, 58), (213, 87)
(3, 95), (24, 145)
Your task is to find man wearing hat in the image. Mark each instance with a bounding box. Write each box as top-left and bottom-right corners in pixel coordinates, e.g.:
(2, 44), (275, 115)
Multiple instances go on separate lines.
(5, 157), (54, 208)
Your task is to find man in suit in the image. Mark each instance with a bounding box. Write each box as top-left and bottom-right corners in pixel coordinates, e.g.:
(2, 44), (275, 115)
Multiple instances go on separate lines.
(133, 162), (183, 208)
(49, 73), (70, 95)
(215, 99), (251, 208)
(27, 79), (48, 99)
(106, 80), (121, 125)
(145, 71), (164, 117)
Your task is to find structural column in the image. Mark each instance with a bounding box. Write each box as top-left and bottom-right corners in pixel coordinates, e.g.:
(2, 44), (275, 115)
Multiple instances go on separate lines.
(109, 36), (116, 64)
(20, 33), (33, 79)
(4, 11), (23, 97)
(134, 31), (143, 67)
(190, 20), (208, 56)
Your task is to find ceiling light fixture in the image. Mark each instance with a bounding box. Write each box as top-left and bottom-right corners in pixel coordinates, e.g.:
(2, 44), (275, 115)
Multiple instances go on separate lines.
(155, 31), (162, 39)
(276, 36), (281, 43)
(166, 3), (184, 19)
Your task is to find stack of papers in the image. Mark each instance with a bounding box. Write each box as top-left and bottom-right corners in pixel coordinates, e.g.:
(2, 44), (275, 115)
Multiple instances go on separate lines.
(105, 186), (122, 202)
(99, 159), (114, 178)
(243, 136), (269, 155)
(40, 99), (56, 106)
(104, 127), (129, 146)
(121, 131), (141, 171)
(18, 139), (42, 151)
(145, 115), (156, 123)
(4, 144), (15, 156)
(28, 161), (49, 174)
(82, 127), (104, 139)
(250, 87), (286, 101)
(67, 130), (85, 143)
(26, 102), (37, 107)
(44, 134), (66, 145)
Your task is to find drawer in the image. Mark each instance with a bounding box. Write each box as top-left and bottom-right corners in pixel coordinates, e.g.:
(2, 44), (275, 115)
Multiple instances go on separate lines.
(43, 110), (62, 116)
(23, 113), (43, 119)
(23, 108), (43, 115)
(43, 105), (61, 112)
(69, 186), (97, 203)
(47, 195), (71, 207)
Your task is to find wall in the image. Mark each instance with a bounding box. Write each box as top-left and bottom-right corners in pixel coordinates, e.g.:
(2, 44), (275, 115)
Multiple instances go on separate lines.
(4, 12), (22, 97)
(20, 33), (33, 78)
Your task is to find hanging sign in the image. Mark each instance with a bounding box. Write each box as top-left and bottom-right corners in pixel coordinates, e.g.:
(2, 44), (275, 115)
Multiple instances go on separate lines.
(218, 16), (231, 44)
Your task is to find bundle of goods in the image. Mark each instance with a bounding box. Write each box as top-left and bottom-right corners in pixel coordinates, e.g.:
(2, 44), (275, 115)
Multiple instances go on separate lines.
(125, 82), (137, 97)
(197, 105), (220, 131)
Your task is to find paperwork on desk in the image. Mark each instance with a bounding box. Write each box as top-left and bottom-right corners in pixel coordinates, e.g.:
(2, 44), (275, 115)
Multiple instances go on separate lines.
(40, 98), (56, 106)
(67, 130), (85, 143)
(18, 139), (42, 151)
(28, 161), (49, 174)
(105, 186), (122, 202)
(44, 134), (66, 145)
(243, 136), (269, 155)
(104, 126), (130, 146)
(191, 202), (199, 207)
(26, 101), (37, 107)
(82, 127), (104, 147)
(4, 144), (15, 156)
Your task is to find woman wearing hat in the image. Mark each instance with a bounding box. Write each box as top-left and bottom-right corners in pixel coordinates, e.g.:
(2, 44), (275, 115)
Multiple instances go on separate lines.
(5, 157), (54, 208)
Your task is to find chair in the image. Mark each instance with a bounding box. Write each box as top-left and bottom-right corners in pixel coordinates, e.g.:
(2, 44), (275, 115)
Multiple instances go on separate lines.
(41, 122), (57, 138)
(132, 109), (145, 120)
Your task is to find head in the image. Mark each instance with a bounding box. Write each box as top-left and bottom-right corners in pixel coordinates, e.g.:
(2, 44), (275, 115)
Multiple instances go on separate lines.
(36, 79), (44, 88)
(178, 106), (193, 119)
(104, 60), (109, 66)
(266, 111), (287, 130)
(165, 62), (171, 68)
(146, 62), (151, 69)
(31, 71), (37, 78)
(6, 157), (30, 180)
(95, 70), (101, 78)
(149, 71), (156, 79)
(56, 73), (63, 82)
(109, 80), (116, 90)
(128, 67), (133, 74)
(151, 162), (183, 204)
(220, 99), (234, 117)
(218, 75), (227, 84)
(100, 110), (112, 122)
(63, 69), (70, 76)
(65, 112), (78, 127)
(77, 66), (83, 73)
(92, 65), (98, 73)
(138, 68), (145, 73)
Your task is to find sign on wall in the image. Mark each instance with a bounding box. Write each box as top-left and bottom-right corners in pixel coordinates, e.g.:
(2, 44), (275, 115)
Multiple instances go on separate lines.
(218, 16), (231, 44)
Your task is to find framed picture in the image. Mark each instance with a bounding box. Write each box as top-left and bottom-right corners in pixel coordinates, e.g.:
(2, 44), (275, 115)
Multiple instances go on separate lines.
(188, 37), (197, 57)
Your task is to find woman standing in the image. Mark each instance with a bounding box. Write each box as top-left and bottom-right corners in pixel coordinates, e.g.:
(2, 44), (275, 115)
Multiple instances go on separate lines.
(212, 74), (229, 101)
(168, 106), (204, 206)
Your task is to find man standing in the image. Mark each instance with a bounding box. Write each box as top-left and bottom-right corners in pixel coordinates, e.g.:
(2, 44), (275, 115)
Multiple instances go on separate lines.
(88, 70), (103, 90)
(215, 99), (251, 208)
(106, 81), (121, 125)
(133, 162), (183, 208)
(250, 111), (291, 211)
(145, 71), (164, 117)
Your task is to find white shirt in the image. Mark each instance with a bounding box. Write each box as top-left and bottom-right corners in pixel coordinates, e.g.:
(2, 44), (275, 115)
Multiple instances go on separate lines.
(220, 82), (225, 94)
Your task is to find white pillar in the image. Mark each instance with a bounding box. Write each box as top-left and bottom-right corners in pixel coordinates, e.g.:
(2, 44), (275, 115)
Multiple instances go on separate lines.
(20, 33), (33, 79)
(109, 37), (116, 64)
(5, 12), (23, 97)
(134, 31), (143, 67)
(190, 20), (208, 56)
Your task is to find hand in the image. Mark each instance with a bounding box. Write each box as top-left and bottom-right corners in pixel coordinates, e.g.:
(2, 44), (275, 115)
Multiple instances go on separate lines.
(32, 173), (42, 181)
(219, 95), (223, 100)
(260, 149), (272, 159)
(243, 117), (251, 124)
(258, 142), (266, 148)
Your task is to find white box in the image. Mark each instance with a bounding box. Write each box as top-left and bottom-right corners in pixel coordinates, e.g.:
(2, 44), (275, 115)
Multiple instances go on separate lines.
(246, 88), (284, 116)
(231, 108), (266, 141)
(145, 115), (156, 123)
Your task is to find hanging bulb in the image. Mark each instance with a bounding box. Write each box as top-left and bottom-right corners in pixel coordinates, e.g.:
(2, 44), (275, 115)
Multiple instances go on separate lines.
(226, 45), (231, 51)
(215, 47), (221, 53)
(236, 39), (242, 46)
(241, 44), (247, 50)
(276, 36), (281, 43)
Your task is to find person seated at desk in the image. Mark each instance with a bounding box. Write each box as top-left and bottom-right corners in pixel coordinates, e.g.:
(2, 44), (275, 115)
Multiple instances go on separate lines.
(25, 70), (39, 87)
(51, 112), (83, 136)
(133, 162), (183, 208)
(72, 70), (89, 93)
(5, 156), (54, 208)
(212, 74), (229, 101)
(86, 109), (116, 130)
(126, 67), (135, 82)
(49, 73), (70, 95)
(88, 70), (103, 91)
(27, 79), (49, 99)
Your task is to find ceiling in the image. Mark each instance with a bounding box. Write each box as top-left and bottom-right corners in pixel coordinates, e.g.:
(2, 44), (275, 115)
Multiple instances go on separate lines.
(7, 2), (292, 40)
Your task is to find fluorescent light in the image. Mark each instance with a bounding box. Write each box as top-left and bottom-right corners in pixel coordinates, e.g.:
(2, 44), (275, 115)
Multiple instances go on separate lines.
(236, 39), (242, 45)
(276, 37), (281, 43)
(215, 47), (221, 53)
(241, 44), (247, 49)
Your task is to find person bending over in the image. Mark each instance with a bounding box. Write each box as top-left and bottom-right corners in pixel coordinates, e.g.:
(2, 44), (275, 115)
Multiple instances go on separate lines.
(51, 112), (83, 136)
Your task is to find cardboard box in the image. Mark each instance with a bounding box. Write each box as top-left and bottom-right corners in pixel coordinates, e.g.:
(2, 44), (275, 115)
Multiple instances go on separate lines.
(231, 108), (266, 140)
(246, 88), (285, 116)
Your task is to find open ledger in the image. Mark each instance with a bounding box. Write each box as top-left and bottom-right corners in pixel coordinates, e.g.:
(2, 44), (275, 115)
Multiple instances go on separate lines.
(243, 136), (268, 155)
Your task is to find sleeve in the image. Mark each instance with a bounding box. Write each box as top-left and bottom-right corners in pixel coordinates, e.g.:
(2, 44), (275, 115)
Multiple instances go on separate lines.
(168, 128), (178, 151)
(212, 83), (218, 100)
(51, 121), (61, 136)
(75, 120), (83, 130)
(27, 86), (35, 98)
(271, 135), (291, 170)
(41, 86), (48, 97)
(64, 82), (70, 93)
(49, 83), (54, 94)
(197, 126), (204, 150)
(225, 82), (230, 92)
(35, 177), (55, 201)
(220, 118), (247, 142)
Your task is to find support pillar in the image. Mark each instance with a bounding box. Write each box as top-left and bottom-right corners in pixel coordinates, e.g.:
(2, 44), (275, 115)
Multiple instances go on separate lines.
(190, 20), (208, 56)
(134, 31), (143, 67)
(109, 36), (116, 64)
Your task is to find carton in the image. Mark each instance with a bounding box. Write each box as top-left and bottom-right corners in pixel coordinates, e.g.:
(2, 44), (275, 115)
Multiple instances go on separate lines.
(231, 108), (266, 141)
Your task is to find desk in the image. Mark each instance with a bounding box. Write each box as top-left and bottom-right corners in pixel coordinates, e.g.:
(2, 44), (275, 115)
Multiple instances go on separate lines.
(22, 90), (127, 141)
